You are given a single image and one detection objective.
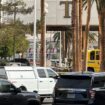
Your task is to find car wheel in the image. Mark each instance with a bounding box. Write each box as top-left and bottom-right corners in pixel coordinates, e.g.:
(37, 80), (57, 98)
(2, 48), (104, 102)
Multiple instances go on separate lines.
(52, 102), (56, 105)
(87, 67), (94, 72)
(28, 101), (41, 105)
(19, 86), (27, 91)
(40, 97), (45, 103)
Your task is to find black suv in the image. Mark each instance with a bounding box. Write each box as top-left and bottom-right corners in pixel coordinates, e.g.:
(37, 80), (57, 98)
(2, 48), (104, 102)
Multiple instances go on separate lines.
(0, 79), (41, 105)
(52, 72), (105, 105)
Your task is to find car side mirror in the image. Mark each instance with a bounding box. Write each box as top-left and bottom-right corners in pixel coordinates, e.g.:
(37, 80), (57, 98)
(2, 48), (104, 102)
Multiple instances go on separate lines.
(16, 88), (21, 93)
(52, 75), (59, 79)
(55, 75), (59, 79)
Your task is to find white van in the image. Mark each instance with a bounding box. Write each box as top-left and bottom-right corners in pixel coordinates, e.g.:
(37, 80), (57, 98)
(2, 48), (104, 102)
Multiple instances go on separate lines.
(4, 66), (58, 101)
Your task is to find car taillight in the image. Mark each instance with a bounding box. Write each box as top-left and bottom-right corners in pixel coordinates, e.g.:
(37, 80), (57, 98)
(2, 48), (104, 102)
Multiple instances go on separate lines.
(89, 90), (95, 99)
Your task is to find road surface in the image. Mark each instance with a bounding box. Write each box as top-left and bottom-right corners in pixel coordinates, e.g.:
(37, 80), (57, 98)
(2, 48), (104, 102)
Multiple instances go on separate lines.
(42, 98), (52, 105)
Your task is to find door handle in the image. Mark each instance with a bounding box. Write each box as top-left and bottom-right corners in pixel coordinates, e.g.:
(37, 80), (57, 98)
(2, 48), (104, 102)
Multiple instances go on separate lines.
(40, 81), (43, 82)
(50, 81), (53, 82)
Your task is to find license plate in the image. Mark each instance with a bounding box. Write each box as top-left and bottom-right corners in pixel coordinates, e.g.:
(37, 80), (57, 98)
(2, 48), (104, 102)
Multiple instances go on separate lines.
(67, 94), (75, 98)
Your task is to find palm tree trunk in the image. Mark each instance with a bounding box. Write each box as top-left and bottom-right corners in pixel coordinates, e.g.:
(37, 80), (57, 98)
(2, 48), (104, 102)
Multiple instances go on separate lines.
(78, 0), (83, 71)
(83, 0), (91, 71)
(99, 13), (105, 71)
(75, 0), (79, 70)
(40, 0), (45, 66)
(98, 13), (103, 71)
(75, 0), (82, 71)
(96, 2), (105, 71)
(72, 0), (77, 70)
(0, 0), (2, 28)
(62, 31), (66, 61)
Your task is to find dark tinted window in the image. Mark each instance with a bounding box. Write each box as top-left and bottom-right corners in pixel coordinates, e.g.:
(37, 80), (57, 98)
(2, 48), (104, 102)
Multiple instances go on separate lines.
(0, 68), (7, 79)
(37, 69), (46, 78)
(92, 77), (105, 88)
(0, 81), (16, 93)
(47, 69), (57, 78)
(56, 76), (91, 89)
(96, 51), (99, 60)
(90, 51), (95, 60)
(92, 81), (105, 88)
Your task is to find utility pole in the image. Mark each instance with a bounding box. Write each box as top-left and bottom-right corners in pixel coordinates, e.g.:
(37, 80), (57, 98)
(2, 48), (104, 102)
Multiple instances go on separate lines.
(40, 0), (45, 66)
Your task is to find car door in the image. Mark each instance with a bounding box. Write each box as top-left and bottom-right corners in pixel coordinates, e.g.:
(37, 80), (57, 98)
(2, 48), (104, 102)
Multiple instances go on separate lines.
(0, 80), (26, 105)
(9, 84), (26, 105)
(46, 68), (58, 94)
(0, 80), (13, 105)
(37, 68), (50, 95)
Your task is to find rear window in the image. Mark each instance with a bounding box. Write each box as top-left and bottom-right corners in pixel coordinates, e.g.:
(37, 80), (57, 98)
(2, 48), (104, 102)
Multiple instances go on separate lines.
(56, 76), (91, 89)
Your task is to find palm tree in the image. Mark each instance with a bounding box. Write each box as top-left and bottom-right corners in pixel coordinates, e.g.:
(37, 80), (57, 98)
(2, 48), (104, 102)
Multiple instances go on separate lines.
(0, 0), (2, 27)
(72, 0), (77, 70)
(40, 0), (46, 66)
(53, 31), (73, 62)
(72, 0), (83, 71)
(88, 32), (98, 43)
(96, 0), (105, 71)
(83, 0), (105, 71)
(82, 0), (91, 71)
(78, 0), (83, 71)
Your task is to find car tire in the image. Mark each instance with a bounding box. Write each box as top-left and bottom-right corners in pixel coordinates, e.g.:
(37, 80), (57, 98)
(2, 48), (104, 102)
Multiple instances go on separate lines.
(40, 97), (45, 103)
(87, 67), (94, 72)
(28, 101), (41, 105)
(52, 102), (56, 105)
(19, 86), (27, 91)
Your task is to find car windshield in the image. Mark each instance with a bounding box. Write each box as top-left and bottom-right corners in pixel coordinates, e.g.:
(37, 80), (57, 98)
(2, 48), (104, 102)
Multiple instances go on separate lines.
(56, 75), (91, 89)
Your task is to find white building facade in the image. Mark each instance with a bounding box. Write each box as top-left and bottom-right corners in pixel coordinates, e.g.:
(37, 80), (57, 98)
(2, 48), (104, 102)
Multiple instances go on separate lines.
(1, 0), (98, 25)
(24, 0), (98, 26)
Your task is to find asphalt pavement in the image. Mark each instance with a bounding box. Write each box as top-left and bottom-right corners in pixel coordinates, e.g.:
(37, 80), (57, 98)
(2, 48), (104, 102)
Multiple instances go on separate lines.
(42, 98), (53, 105)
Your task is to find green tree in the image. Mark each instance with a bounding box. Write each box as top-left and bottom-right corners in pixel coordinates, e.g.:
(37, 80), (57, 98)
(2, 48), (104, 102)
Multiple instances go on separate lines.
(3, 0), (33, 22)
(0, 21), (29, 59)
(1, 0), (33, 59)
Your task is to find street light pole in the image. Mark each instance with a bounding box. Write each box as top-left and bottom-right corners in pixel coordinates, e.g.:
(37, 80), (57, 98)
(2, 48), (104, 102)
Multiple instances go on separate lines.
(33, 0), (36, 68)
(44, 14), (46, 67)
(59, 31), (62, 67)
(44, 2), (48, 67)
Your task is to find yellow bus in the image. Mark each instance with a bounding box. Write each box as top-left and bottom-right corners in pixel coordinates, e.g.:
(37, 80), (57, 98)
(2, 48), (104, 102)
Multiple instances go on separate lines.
(87, 49), (100, 72)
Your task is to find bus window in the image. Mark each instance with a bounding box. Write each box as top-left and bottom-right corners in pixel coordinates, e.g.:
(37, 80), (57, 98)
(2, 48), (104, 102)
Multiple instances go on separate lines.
(90, 51), (95, 60)
(96, 51), (99, 60)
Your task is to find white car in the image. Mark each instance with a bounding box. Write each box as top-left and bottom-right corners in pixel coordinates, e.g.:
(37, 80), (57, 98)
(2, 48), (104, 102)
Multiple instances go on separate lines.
(4, 66), (59, 102)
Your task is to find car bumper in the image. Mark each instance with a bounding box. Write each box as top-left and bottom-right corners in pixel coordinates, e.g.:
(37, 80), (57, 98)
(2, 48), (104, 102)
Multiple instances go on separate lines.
(52, 104), (86, 105)
(53, 98), (91, 105)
